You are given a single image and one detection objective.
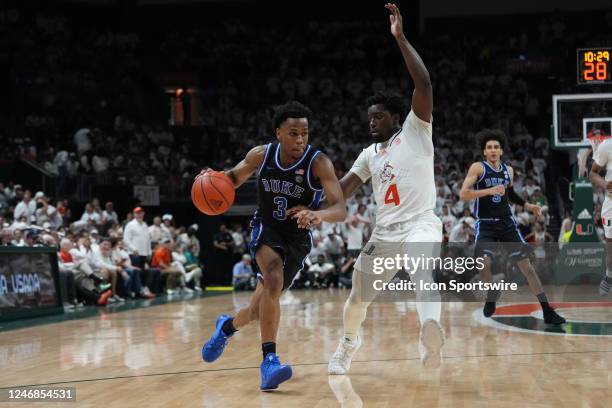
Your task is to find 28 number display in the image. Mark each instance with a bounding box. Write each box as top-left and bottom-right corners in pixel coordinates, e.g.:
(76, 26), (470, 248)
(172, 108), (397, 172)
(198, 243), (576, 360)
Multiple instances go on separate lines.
(578, 48), (611, 84)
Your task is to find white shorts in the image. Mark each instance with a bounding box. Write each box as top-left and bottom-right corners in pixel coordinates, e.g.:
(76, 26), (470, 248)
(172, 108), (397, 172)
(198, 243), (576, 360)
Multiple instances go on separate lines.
(353, 210), (443, 303)
(354, 210), (443, 274)
(602, 199), (612, 239)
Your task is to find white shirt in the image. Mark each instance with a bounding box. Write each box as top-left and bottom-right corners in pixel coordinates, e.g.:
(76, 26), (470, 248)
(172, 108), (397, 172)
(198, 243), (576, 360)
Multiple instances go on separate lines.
(14, 201), (32, 222)
(441, 214), (457, 234)
(346, 223), (364, 250)
(308, 262), (335, 274)
(449, 223), (470, 243)
(322, 235), (344, 256)
(594, 139), (612, 200)
(80, 211), (101, 224)
(349, 111), (437, 227)
(124, 219), (152, 256)
(148, 225), (163, 243)
(92, 248), (117, 272)
(102, 210), (119, 224)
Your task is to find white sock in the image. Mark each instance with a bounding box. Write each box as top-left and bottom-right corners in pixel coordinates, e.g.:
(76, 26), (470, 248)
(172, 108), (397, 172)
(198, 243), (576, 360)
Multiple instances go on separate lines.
(343, 298), (368, 342)
(416, 301), (441, 325)
(607, 268), (612, 279)
(342, 270), (369, 342)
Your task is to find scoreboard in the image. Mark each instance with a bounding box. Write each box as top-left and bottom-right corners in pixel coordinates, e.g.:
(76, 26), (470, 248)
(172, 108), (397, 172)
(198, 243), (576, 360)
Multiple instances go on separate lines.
(577, 48), (611, 85)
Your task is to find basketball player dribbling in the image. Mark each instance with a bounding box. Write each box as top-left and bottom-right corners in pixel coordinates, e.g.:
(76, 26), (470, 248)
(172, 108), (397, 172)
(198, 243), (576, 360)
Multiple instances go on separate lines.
(199, 101), (346, 390)
(459, 130), (565, 324)
(589, 137), (612, 296)
(323, 3), (446, 375)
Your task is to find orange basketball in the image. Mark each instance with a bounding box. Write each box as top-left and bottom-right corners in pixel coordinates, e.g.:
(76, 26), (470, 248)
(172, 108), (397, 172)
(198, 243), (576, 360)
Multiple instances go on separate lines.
(191, 171), (235, 215)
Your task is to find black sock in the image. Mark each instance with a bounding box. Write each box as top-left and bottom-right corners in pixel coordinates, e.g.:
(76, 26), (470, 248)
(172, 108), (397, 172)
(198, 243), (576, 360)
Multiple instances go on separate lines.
(486, 289), (500, 302)
(536, 292), (552, 312)
(262, 342), (276, 359)
(221, 318), (237, 336)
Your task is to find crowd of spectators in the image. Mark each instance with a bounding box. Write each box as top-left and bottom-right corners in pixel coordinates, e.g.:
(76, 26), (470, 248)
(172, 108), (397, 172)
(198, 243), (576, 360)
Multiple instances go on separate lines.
(3, 5), (612, 293)
(0, 183), (204, 309)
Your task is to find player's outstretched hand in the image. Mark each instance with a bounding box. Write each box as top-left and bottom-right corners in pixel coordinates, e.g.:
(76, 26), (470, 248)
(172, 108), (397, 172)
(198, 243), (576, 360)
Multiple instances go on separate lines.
(195, 168), (214, 180)
(385, 3), (403, 38)
(525, 202), (543, 217)
(291, 209), (322, 229)
(489, 185), (505, 196)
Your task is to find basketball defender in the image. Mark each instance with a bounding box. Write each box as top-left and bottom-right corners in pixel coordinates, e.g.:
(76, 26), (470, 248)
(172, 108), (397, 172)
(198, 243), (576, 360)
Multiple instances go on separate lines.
(200, 101), (346, 390)
(588, 137), (612, 296)
(459, 130), (566, 324)
(321, 3), (445, 375)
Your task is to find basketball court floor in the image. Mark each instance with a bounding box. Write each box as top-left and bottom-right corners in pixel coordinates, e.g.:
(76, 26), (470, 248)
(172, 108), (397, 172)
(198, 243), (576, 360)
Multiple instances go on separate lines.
(0, 289), (610, 407)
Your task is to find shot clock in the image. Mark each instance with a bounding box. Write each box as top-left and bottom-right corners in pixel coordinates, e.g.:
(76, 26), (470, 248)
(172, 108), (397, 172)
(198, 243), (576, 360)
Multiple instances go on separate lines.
(577, 48), (611, 85)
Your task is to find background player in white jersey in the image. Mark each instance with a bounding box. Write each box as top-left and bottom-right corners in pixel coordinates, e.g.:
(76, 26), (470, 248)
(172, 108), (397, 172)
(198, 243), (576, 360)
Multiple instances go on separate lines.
(589, 137), (612, 296)
(305, 3), (444, 375)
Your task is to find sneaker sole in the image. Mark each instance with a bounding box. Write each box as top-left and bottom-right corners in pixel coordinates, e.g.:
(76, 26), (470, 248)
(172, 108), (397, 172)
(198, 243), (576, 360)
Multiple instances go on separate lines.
(261, 366), (292, 391)
(420, 320), (444, 369)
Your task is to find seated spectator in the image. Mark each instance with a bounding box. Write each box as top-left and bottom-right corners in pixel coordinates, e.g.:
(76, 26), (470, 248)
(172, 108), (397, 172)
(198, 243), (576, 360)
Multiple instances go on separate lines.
(1, 229), (12, 246)
(322, 229), (344, 267)
(308, 254), (337, 288)
(58, 238), (112, 306)
(172, 244), (203, 291)
(232, 254), (254, 291)
(92, 238), (124, 303)
(448, 217), (475, 243)
(80, 203), (101, 226)
(13, 190), (33, 225)
(150, 238), (186, 295)
(111, 238), (155, 299)
(148, 216), (163, 248)
(102, 201), (119, 224)
(34, 195), (63, 229)
(161, 214), (174, 242)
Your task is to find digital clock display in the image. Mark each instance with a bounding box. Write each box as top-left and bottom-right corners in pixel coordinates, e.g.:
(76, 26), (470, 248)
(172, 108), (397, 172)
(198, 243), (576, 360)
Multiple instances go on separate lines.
(577, 48), (612, 84)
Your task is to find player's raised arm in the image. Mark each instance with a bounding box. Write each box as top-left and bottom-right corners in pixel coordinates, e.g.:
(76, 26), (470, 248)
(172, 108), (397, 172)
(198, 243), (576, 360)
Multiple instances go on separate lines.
(385, 3), (432, 122)
(196, 145), (266, 189)
(292, 154), (346, 229)
(459, 162), (504, 201)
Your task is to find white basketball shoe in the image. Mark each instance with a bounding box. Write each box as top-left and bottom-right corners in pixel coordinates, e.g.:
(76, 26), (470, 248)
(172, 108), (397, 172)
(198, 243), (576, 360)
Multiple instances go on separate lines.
(328, 336), (362, 375)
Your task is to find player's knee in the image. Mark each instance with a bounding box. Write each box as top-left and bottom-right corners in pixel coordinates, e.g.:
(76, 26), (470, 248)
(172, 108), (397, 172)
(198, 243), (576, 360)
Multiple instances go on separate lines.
(262, 269), (284, 294)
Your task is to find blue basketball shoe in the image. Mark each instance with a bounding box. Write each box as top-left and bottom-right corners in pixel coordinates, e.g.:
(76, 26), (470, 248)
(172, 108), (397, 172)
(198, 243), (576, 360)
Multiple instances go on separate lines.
(260, 353), (292, 391)
(202, 315), (233, 362)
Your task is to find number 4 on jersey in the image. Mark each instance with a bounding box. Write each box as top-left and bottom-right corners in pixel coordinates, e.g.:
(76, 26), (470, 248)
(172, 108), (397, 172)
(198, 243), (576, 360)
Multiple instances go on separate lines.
(384, 184), (400, 206)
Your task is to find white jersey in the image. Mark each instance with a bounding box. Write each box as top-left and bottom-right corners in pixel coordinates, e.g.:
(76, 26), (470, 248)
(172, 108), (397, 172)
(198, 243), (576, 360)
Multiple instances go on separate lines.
(349, 110), (437, 227)
(594, 138), (612, 208)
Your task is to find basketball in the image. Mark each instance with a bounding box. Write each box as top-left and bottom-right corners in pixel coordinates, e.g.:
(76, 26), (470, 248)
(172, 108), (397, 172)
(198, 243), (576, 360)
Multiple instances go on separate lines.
(191, 172), (235, 215)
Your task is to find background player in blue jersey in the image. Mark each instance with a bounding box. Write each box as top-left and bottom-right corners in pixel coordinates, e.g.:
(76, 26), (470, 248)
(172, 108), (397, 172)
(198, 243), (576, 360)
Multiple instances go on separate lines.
(199, 101), (347, 390)
(460, 130), (565, 325)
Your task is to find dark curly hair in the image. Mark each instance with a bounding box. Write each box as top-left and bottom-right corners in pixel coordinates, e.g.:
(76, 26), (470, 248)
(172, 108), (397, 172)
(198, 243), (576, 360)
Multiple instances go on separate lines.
(365, 92), (405, 116)
(477, 129), (507, 151)
(272, 101), (313, 130)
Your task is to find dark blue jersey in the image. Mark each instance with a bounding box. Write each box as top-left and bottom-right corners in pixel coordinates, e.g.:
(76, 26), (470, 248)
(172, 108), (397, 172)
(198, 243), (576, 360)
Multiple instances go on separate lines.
(473, 161), (512, 220)
(254, 143), (324, 235)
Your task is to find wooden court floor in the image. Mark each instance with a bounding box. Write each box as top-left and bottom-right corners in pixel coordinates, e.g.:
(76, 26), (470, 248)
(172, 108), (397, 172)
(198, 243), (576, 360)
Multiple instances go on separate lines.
(0, 289), (610, 407)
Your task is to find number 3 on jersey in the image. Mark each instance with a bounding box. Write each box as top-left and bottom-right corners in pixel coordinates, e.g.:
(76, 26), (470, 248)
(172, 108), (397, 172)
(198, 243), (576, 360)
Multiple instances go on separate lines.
(384, 184), (400, 206)
(273, 196), (288, 220)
